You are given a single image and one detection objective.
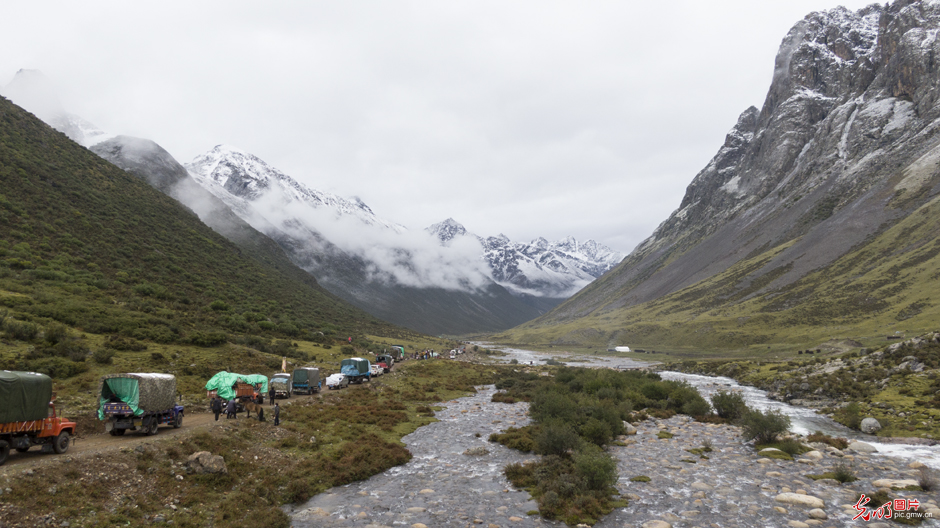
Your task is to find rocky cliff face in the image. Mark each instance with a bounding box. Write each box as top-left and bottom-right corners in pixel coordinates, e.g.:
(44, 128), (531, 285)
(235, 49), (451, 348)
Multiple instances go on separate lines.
(540, 1), (940, 327)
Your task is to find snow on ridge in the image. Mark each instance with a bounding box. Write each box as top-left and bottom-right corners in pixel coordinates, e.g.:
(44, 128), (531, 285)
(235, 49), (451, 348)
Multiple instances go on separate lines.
(185, 145), (401, 231)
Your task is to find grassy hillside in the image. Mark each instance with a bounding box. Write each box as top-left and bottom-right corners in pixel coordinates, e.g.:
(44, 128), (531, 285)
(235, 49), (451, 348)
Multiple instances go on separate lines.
(494, 191), (940, 357)
(0, 95), (410, 376)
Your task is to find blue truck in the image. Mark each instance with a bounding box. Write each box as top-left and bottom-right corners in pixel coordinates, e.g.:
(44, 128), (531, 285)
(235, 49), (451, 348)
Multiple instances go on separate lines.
(340, 358), (371, 384)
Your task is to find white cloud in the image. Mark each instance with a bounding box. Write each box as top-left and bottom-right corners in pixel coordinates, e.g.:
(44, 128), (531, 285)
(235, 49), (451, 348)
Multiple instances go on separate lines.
(246, 184), (494, 292)
(0, 0), (877, 254)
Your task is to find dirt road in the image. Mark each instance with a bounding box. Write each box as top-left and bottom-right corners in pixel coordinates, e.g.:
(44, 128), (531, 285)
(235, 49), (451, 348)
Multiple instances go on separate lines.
(0, 370), (398, 476)
(0, 391), (325, 474)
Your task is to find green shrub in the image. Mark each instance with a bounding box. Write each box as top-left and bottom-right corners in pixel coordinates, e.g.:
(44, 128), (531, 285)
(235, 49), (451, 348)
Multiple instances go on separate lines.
(711, 390), (748, 420)
(92, 348), (115, 364)
(832, 460), (858, 483)
(190, 331), (227, 347)
(682, 397), (712, 417)
(535, 422), (580, 456)
(580, 418), (613, 446)
(3, 318), (39, 341)
(740, 408), (791, 444)
(573, 445), (617, 491)
(43, 322), (70, 344)
(838, 402), (862, 430)
(530, 390), (579, 424)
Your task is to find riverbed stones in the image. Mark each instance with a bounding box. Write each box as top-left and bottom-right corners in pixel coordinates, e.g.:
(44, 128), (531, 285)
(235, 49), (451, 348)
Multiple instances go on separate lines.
(808, 508), (827, 520)
(775, 493), (825, 508)
(871, 478), (919, 488)
(846, 441), (877, 453)
(640, 521), (672, 528)
(291, 382), (937, 528)
(860, 418), (882, 434)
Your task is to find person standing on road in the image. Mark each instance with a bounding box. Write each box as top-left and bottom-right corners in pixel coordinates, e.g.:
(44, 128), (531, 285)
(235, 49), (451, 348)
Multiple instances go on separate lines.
(269, 385), (276, 406)
(211, 396), (222, 421)
(273, 402), (280, 426)
(225, 398), (237, 419)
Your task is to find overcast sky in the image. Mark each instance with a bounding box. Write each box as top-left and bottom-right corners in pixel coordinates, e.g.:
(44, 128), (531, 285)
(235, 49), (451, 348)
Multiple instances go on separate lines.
(1, 0), (876, 253)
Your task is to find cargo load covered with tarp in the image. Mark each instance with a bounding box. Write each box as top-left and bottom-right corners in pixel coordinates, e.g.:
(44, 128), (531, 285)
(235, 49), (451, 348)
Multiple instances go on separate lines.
(292, 368), (318, 385)
(0, 371), (53, 423)
(340, 358), (370, 377)
(98, 373), (176, 419)
(204, 371), (268, 400)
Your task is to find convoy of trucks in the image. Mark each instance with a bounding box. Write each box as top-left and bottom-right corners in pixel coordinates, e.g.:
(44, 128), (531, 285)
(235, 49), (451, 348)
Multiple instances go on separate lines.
(99, 373), (183, 436)
(1, 346), (456, 463)
(0, 371), (76, 466)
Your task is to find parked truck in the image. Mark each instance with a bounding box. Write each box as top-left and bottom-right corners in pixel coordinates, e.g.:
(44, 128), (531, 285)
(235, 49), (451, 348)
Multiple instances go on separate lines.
(291, 367), (320, 395)
(99, 373), (183, 436)
(205, 372), (268, 409)
(270, 373), (292, 399)
(340, 357), (371, 384)
(375, 354), (395, 373)
(0, 371), (76, 466)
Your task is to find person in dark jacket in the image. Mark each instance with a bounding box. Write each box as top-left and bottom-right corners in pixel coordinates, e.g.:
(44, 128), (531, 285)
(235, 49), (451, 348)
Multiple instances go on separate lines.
(273, 402), (280, 426)
(269, 385), (276, 406)
(225, 398), (237, 419)
(211, 396), (222, 421)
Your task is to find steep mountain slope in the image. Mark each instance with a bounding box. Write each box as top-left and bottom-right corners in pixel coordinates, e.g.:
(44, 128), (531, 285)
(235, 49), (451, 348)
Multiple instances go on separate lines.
(0, 94), (391, 342)
(501, 0), (940, 350)
(185, 147), (547, 335)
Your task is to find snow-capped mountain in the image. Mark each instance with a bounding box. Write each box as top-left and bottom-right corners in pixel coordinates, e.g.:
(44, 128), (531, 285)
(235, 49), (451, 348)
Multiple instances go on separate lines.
(186, 145), (402, 231)
(427, 218), (625, 298)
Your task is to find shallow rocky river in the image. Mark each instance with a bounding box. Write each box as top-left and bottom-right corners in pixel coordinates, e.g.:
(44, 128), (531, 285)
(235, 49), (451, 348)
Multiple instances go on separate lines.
(290, 350), (940, 527)
(289, 385), (548, 527)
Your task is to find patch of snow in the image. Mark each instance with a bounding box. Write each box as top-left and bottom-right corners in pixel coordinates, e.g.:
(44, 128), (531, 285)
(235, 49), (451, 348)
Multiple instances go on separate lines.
(838, 106), (859, 159)
(720, 175), (743, 196)
(883, 100), (916, 135)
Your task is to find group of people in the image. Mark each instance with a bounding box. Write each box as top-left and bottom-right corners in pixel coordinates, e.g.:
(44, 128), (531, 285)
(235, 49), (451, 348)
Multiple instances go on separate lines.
(210, 392), (280, 425)
(413, 349), (437, 360)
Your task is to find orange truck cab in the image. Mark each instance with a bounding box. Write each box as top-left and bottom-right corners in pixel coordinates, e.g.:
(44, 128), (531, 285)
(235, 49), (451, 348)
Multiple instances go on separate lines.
(0, 371), (76, 465)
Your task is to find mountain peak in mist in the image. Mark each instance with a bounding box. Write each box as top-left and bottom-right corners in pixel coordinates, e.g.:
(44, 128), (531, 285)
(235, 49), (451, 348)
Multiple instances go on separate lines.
(1, 68), (111, 147)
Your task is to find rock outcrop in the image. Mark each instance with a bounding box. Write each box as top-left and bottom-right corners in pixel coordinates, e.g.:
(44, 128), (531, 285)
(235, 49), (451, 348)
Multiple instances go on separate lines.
(523, 1), (940, 344)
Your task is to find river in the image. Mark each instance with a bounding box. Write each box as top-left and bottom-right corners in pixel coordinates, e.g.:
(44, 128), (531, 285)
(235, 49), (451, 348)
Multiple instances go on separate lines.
(485, 344), (940, 470)
(288, 346), (939, 527)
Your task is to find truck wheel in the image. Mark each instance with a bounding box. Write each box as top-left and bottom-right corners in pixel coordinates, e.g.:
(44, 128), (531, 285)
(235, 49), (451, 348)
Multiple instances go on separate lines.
(53, 431), (70, 454)
(110, 428), (126, 436)
(146, 418), (159, 436)
(0, 440), (9, 465)
(173, 412), (183, 428)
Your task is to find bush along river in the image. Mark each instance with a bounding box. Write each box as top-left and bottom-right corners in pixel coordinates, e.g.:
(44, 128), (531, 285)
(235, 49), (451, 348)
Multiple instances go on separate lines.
(290, 347), (940, 527)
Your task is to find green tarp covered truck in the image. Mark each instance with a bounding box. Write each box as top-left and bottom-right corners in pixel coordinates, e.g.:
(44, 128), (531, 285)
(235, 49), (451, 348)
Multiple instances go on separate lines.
(291, 367), (320, 394)
(0, 371), (76, 465)
(98, 373), (183, 436)
(204, 372), (268, 401)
